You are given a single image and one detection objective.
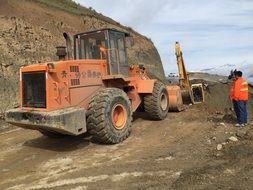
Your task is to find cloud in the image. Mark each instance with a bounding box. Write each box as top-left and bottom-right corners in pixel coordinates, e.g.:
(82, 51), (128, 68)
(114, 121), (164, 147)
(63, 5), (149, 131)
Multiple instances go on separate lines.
(75, 0), (253, 74)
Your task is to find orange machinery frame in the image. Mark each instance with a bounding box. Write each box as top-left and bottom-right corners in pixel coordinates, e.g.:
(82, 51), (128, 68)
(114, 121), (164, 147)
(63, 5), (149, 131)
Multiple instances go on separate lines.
(20, 59), (156, 113)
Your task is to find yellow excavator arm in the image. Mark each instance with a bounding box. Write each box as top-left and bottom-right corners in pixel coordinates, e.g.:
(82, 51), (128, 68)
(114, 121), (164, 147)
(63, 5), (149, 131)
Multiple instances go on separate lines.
(175, 42), (204, 104)
(175, 42), (191, 90)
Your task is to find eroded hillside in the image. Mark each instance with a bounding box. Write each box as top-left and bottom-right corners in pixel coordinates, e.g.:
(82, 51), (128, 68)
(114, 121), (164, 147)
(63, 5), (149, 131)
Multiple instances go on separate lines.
(0, 0), (165, 116)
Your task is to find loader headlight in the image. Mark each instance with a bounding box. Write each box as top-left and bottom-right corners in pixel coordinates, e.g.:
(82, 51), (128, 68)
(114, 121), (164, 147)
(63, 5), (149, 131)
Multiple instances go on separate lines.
(47, 62), (55, 73)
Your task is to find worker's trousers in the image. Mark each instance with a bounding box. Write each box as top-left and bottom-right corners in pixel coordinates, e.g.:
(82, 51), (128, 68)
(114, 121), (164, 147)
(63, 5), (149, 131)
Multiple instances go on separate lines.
(233, 100), (247, 124)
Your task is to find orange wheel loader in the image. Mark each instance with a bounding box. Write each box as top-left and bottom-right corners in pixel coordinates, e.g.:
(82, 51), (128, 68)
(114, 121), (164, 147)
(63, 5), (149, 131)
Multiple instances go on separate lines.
(5, 28), (182, 144)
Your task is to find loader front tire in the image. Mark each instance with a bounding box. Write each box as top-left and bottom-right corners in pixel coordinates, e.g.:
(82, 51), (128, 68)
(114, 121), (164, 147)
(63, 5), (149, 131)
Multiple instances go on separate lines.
(87, 88), (132, 144)
(144, 81), (169, 120)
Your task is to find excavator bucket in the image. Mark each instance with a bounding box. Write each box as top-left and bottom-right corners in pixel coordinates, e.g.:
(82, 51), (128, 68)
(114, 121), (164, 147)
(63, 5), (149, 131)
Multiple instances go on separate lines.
(175, 41), (204, 105)
(191, 84), (204, 104)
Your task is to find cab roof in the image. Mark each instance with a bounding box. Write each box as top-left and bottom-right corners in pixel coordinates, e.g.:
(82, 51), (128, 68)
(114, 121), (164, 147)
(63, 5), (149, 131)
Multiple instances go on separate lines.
(74, 28), (130, 37)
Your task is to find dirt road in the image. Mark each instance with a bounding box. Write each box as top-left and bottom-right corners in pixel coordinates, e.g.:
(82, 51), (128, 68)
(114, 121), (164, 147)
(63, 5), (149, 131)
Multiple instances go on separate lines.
(1, 106), (253, 190)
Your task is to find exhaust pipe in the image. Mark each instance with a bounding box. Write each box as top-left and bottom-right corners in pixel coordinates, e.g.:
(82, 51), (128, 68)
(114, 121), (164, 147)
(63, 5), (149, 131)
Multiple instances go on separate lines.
(63, 32), (74, 60)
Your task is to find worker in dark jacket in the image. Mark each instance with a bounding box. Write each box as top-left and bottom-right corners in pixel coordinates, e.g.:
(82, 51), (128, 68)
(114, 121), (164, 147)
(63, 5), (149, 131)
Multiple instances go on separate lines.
(230, 71), (249, 127)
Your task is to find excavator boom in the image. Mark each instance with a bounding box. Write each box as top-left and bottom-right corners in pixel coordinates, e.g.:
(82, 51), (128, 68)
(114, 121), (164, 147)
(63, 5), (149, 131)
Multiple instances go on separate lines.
(175, 42), (191, 90)
(175, 42), (204, 104)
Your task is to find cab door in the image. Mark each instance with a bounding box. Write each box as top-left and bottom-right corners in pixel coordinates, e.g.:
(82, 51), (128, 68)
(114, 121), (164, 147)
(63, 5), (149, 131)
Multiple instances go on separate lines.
(108, 30), (129, 76)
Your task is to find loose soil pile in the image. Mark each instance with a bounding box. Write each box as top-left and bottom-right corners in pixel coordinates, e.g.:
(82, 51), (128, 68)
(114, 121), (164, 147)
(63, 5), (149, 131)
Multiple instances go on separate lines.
(190, 73), (253, 122)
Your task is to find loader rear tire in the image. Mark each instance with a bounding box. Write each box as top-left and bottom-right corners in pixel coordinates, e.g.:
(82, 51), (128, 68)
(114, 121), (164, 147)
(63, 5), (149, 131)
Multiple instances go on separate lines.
(144, 81), (169, 120)
(87, 88), (132, 144)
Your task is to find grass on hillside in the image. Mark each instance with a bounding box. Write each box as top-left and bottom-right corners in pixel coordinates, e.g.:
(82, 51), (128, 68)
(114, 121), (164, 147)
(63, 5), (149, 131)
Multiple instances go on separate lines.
(35, 0), (121, 27)
(35, 0), (96, 16)
(34, 0), (147, 39)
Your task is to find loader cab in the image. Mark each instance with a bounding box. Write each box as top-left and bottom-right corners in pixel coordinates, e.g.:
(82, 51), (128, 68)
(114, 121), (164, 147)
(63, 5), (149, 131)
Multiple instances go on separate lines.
(74, 29), (130, 76)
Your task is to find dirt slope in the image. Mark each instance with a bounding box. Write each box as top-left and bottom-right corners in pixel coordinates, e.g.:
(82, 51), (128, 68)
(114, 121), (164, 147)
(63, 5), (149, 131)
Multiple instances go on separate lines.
(0, 0), (165, 116)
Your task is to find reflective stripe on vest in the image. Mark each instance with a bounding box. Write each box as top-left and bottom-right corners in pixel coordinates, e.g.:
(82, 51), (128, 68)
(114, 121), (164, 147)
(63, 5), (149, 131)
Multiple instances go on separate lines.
(240, 79), (248, 92)
(240, 87), (248, 92)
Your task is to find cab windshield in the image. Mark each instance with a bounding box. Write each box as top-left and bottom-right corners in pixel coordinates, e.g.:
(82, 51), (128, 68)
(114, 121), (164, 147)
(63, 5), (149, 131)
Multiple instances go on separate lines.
(75, 31), (106, 59)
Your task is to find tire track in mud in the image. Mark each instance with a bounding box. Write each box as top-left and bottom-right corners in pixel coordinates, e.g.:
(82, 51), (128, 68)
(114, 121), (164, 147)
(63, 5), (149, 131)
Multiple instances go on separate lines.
(0, 111), (219, 190)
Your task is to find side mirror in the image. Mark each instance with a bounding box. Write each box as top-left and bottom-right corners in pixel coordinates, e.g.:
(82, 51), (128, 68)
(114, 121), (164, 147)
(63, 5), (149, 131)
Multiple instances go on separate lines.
(125, 36), (134, 48)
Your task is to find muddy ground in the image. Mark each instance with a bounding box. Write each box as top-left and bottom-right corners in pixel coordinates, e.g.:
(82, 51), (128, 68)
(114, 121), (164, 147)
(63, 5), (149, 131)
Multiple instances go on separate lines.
(1, 98), (253, 190)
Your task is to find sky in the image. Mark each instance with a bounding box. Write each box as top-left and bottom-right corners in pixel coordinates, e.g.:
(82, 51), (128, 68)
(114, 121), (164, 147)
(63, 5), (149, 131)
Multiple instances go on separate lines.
(75, 0), (253, 75)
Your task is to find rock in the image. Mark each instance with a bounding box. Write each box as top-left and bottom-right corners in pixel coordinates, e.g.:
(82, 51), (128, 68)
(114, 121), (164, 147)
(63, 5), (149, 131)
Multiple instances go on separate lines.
(216, 111), (223, 115)
(212, 137), (217, 141)
(224, 169), (235, 174)
(24, 44), (31, 50)
(2, 168), (9, 172)
(219, 122), (226, 127)
(217, 144), (223, 151)
(228, 136), (238, 142)
(221, 142), (227, 145)
(215, 152), (223, 157)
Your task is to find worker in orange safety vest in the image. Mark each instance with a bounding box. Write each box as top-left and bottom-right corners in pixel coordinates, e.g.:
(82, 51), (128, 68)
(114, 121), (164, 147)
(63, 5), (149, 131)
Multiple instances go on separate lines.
(99, 45), (107, 59)
(230, 70), (249, 127)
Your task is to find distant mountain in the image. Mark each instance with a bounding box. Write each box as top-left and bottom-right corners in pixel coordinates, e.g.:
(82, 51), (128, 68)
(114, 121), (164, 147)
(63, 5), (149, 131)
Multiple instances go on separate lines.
(201, 63), (253, 84)
(201, 64), (236, 73)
